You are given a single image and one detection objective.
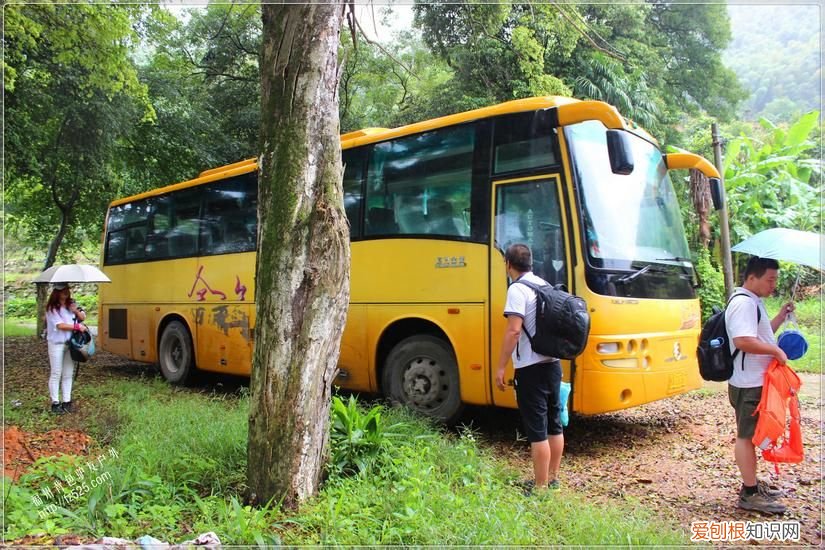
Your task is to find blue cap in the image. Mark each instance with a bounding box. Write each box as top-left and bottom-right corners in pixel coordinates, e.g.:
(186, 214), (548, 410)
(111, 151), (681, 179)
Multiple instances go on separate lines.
(777, 329), (808, 360)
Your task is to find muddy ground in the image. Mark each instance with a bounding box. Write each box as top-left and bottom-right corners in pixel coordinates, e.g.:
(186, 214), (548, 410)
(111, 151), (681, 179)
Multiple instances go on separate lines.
(2, 336), (822, 546)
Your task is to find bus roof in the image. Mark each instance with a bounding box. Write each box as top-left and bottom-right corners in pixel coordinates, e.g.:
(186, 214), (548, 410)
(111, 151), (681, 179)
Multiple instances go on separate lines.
(110, 96), (656, 208)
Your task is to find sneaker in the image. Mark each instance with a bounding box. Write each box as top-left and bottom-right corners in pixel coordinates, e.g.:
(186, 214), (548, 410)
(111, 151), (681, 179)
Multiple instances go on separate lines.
(548, 479), (561, 491)
(50, 402), (65, 415)
(515, 479), (535, 496)
(757, 480), (783, 498)
(738, 488), (786, 514)
(61, 401), (73, 413)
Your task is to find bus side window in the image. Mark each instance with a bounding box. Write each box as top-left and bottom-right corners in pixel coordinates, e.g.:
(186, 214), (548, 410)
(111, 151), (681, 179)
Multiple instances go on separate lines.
(342, 149), (364, 238)
(202, 178), (255, 256)
(366, 207), (398, 234)
(170, 190), (201, 258)
(125, 227), (146, 261)
(145, 195), (172, 260)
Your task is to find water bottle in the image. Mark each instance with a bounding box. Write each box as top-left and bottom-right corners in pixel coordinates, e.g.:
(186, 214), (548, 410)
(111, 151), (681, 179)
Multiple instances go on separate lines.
(709, 337), (724, 349)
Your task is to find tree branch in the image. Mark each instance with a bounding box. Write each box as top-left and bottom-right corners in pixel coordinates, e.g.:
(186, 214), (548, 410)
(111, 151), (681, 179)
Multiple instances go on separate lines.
(549, 1), (626, 62)
(352, 13), (418, 79)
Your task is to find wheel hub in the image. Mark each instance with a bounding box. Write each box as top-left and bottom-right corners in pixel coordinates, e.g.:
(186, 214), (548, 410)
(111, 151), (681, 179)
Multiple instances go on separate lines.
(403, 357), (444, 408)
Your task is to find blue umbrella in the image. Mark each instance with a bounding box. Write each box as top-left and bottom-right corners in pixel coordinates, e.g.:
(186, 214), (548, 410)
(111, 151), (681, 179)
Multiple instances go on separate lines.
(732, 228), (823, 271)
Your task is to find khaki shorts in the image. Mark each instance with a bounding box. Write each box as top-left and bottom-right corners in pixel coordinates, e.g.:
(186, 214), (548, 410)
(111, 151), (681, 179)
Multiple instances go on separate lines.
(728, 385), (762, 439)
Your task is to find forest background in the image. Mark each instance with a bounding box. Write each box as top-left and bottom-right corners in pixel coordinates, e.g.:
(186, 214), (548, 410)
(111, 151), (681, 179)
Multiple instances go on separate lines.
(3, 1), (821, 313)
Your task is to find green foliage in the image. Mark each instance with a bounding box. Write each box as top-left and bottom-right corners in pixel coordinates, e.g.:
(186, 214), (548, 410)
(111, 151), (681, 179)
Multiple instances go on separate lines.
(4, 3), (153, 264)
(4, 293), (97, 319)
(764, 296), (822, 374)
(329, 395), (397, 476)
(413, 1), (745, 135)
(4, 296), (38, 318)
(694, 248), (725, 322)
(722, 111), (822, 280)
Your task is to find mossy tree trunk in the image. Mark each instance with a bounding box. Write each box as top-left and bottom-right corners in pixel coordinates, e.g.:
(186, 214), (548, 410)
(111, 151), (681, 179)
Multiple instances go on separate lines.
(247, 3), (350, 509)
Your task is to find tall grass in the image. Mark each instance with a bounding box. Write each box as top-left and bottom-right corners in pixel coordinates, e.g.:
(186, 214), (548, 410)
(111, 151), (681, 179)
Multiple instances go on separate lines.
(3, 378), (688, 545)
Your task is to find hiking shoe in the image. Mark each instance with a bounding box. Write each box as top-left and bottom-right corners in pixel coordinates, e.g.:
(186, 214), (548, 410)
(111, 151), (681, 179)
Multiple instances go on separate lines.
(757, 480), (783, 498)
(515, 479), (535, 496)
(50, 402), (65, 415)
(738, 488), (786, 514)
(548, 479), (561, 491)
(61, 401), (73, 413)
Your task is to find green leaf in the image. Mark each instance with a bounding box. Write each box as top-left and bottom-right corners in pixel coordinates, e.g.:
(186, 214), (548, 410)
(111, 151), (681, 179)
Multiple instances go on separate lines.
(786, 110), (820, 147)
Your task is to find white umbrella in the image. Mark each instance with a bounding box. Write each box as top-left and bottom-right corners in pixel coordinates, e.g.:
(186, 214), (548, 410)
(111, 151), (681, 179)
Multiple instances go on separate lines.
(32, 264), (111, 284)
(731, 228), (823, 271)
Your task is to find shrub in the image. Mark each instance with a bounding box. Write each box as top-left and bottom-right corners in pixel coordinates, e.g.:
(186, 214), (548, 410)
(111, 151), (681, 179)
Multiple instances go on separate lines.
(695, 248), (725, 322)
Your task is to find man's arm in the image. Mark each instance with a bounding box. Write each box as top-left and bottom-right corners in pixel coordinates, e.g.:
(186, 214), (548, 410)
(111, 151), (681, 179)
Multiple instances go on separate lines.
(770, 302), (795, 333)
(732, 336), (787, 364)
(495, 315), (523, 391)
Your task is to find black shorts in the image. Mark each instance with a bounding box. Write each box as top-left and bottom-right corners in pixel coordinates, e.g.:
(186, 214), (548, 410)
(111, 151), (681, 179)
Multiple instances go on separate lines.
(514, 360), (563, 442)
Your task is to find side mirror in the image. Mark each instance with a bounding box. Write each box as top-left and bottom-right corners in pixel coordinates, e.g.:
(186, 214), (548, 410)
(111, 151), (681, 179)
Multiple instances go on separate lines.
(709, 177), (723, 210)
(606, 129), (634, 175)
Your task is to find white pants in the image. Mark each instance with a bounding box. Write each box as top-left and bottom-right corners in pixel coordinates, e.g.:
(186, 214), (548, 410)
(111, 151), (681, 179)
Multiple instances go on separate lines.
(48, 341), (75, 403)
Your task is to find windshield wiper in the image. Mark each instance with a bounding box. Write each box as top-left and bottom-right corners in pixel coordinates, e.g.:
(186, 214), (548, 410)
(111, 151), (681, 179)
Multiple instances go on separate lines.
(655, 256), (692, 263)
(615, 264), (652, 285)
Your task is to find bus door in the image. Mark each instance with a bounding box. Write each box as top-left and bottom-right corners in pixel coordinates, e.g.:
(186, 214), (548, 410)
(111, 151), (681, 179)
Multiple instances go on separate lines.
(490, 175), (571, 408)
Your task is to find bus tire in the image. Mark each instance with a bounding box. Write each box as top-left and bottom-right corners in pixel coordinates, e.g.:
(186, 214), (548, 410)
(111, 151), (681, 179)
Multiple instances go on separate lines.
(158, 320), (194, 385)
(382, 335), (463, 424)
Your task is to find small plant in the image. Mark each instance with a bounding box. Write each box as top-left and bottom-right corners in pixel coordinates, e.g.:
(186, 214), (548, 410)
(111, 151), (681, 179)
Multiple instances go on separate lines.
(328, 395), (396, 477)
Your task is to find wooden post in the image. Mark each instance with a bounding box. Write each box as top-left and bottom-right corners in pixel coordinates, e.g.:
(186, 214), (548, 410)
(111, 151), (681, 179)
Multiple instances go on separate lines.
(712, 123), (735, 297)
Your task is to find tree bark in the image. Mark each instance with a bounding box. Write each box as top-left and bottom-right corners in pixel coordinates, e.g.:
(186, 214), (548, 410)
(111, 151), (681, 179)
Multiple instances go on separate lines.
(690, 168), (712, 249)
(248, 2), (350, 509)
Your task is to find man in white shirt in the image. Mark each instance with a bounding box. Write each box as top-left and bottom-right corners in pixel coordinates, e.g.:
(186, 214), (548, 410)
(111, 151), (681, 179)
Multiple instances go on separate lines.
(725, 256), (794, 514)
(495, 243), (563, 494)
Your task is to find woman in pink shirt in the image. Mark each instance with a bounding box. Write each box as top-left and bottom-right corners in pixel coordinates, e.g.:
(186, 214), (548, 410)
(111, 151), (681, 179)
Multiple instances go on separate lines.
(44, 283), (87, 414)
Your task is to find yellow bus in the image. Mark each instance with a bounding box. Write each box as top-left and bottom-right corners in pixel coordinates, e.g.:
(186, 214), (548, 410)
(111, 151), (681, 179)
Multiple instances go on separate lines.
(99, 96), (720, 422)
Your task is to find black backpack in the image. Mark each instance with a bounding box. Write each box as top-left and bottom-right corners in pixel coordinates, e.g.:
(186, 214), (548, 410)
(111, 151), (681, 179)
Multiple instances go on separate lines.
(696, 293), (761, 382)
(515, 279), (591, 360)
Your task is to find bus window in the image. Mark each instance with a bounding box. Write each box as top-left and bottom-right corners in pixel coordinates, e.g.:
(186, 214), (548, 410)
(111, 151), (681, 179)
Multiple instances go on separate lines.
(145, 195), (173, 260)
(200, 174), (257, 256)
(493, 110), (557, 174)
(168, 190), (200, 258)
(495, 180), (567, 286)
(365, 125), (474, 238)
(342, 149), (364, 238)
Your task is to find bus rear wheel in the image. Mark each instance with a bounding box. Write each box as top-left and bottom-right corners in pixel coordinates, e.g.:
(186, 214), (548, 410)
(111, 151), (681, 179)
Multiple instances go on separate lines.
(382, 335), (463, 424)
(158, 320), (194, 385)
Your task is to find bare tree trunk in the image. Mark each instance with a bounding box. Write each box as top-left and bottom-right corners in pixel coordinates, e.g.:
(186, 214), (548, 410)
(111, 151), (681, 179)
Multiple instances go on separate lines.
(690, 169), (712, 249)
(248, 2), (350, 509)
(36, 200), (74, 337)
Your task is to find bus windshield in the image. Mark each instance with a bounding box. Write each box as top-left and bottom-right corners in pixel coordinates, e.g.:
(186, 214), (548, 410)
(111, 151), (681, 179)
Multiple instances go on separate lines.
(566, 121), (691, 270)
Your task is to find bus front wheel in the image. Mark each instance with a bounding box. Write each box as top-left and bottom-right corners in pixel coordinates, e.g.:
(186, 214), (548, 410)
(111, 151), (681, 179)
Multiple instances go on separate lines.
(158, 320), (194, 384)
(382, 335), (463, 424)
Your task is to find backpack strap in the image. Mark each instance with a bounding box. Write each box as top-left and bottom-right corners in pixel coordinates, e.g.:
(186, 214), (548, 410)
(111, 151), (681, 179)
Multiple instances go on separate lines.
(512, 279), (544, 356)
(728, 292), (762, 370)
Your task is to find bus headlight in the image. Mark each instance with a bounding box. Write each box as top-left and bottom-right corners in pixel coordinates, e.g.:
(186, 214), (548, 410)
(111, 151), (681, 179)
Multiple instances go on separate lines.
(597, 342), (620, 354)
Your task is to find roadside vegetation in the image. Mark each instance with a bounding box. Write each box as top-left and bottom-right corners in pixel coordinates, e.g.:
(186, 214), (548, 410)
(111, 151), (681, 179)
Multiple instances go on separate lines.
(3, 377), (685, 545)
